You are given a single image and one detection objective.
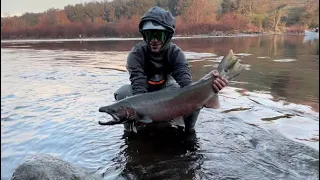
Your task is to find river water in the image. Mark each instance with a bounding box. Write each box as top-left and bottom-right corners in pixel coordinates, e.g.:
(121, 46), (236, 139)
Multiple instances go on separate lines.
(1, 35), (319, 180)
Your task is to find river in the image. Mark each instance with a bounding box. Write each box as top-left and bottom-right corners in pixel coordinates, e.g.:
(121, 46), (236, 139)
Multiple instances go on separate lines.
(1, 35), (319, 180)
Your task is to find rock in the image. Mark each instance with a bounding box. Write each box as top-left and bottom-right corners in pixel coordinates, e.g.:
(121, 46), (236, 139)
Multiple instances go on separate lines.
(10, 154), (98, 180)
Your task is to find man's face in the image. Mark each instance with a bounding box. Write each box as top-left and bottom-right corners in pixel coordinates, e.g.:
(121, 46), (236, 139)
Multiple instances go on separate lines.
(143, 30), (167, 53)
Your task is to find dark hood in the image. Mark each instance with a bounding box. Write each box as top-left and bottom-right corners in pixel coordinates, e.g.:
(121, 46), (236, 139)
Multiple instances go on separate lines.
(139, 6), (175, 33)
(139, 6), (175, 52)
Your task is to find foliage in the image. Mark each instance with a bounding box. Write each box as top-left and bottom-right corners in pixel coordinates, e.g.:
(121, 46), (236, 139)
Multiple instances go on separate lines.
(1, 0), (318, 39)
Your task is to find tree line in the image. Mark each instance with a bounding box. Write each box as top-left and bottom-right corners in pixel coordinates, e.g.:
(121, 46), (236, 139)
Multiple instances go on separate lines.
(1, 0), (319, 39)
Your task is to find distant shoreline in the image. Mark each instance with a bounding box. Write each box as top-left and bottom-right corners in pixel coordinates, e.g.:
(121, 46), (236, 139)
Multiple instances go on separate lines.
(1, 32), (306, 43)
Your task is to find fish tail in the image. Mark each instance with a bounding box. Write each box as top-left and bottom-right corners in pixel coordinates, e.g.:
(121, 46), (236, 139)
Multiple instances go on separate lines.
(218, 49), (245, 80)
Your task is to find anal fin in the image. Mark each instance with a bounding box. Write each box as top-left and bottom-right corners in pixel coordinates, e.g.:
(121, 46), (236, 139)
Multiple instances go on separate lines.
(204, 95), (220, 109)
(132, 125), (138, 133)
(138, 116), (153, 123)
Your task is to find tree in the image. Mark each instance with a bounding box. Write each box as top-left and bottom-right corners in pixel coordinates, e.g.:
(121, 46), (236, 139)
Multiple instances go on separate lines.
(103, 2), (116, 22)
(126, 0), (156, 18)
(182, 0), (217, 24)
(83, 2), (105, 22)
(54, 10), (70, 25)
(64, 4), (90, 22)
(21, 13), (40, 26)
(168, 0), (183, 16)
(300, 2), (319, 28)
(112, 0), (130, 20)
(221, 0), (240, 14)
(266, 4), (287, 32)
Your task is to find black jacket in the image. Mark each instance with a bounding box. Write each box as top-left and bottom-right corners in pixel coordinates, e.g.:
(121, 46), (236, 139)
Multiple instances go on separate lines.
(126, 41), (192, 95)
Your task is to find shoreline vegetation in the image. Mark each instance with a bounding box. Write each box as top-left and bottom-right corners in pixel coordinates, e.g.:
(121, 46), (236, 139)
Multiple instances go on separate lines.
(1, 0), (318, 40)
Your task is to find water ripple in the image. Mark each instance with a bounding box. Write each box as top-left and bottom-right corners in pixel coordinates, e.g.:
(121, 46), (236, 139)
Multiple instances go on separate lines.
(1, 41), (319, 180)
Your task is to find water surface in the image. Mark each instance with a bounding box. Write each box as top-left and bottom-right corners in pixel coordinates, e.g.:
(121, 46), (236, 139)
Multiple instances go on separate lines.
(1, 35), (319, 180)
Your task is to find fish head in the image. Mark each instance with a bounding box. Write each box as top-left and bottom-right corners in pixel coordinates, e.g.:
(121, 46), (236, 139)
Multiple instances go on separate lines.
(98, 102), (138, 125)
(218, 49), (246, 80)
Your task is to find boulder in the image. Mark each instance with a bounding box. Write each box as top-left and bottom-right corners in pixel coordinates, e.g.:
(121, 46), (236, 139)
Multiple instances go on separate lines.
(11, 154), (98, 180)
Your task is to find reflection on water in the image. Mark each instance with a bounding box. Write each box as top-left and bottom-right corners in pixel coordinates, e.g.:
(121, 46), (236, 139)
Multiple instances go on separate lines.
(270, 71), (291, 98)
(1, 35), (319, 180)
(118, 128), (201, 180)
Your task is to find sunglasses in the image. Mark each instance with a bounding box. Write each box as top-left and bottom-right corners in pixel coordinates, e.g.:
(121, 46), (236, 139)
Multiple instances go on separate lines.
(143, 30), (167, 42)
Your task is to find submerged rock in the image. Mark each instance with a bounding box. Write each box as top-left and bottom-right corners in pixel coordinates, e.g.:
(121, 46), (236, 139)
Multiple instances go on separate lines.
(10, 154), (98, 180)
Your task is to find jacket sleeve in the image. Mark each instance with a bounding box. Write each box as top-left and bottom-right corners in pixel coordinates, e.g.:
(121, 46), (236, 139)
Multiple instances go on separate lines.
(126, 47), (148, 95)
(171, 47), (193, 87)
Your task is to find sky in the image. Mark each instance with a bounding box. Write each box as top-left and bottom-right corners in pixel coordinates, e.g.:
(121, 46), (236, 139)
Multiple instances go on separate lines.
(1, 0), (110, 17)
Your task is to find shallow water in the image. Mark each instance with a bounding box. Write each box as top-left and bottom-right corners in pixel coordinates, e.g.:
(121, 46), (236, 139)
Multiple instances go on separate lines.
(1, 35), (319, 180)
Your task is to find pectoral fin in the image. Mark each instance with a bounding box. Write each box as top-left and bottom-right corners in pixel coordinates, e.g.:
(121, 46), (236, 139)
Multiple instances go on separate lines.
(204, 95), (220, 109)
(132, 125), (138, 133)
(138, 116), (153, 123)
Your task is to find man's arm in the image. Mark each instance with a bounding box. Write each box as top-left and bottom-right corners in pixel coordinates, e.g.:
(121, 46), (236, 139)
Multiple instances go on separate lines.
(126, 47), (148, 95)
(170, 47), (193, 87)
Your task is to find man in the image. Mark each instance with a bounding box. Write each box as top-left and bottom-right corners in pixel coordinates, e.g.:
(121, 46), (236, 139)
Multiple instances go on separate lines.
(114, 6), (228, 133)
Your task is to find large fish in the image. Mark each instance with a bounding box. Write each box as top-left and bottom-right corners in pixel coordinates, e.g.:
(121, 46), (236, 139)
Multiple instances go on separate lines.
(98, 49), (245, 126)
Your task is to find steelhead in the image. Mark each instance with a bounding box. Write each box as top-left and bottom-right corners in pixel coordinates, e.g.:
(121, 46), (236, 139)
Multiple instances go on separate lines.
(98, 49), (245, 126)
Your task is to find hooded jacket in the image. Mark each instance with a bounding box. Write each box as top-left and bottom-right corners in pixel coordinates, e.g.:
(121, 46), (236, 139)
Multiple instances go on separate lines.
(126, 7), (192, 95)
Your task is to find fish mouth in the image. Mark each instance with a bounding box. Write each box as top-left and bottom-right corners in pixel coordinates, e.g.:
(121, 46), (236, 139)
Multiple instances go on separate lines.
(108, 112), (120, 121)
(98, 113), (120, 125)
(98, 107), (122, 125)
(99, 107), (120, 121)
